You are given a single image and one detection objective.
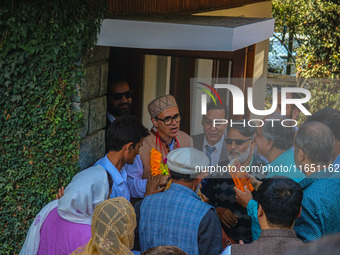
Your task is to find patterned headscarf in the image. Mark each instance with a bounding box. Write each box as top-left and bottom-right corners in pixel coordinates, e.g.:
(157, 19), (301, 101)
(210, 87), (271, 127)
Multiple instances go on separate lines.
(72, 197), (136, 255)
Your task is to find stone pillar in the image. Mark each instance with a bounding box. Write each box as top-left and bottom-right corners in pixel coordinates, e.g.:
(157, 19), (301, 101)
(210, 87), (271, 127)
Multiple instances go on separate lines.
(73, 46), (110, 169)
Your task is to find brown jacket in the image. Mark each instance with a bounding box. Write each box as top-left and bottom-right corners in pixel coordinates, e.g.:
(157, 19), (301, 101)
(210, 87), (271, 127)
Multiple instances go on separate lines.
(231, 229), (303, 255)
(139, 130), (192, 178)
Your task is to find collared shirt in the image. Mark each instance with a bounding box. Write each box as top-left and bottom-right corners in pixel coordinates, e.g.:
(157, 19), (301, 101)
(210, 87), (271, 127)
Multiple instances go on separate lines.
(265, 149), (305, 182)
(94, 155), (130, 201)
(203, 135), (225, 166)
(333, 153), (340, 167)
(125, 155), (148, 198)
(106, 112), (115, 123)
(294, 170), (340, 242)
(247, 149), (305, 241)
(225, 229), (302, 255)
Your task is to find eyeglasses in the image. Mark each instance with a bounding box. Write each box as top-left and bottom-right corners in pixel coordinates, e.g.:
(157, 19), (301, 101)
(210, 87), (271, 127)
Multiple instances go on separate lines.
(155, 113), (181, 126)
(109, 90), (133, 100)
(225, 138), (252, 145)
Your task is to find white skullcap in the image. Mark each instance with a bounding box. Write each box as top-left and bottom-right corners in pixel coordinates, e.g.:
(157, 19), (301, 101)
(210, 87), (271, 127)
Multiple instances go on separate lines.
(167, 147), (209, 175)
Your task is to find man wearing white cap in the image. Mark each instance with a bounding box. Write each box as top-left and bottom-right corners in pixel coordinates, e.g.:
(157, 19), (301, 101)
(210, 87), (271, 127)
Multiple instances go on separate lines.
(136, 147), (223, 255)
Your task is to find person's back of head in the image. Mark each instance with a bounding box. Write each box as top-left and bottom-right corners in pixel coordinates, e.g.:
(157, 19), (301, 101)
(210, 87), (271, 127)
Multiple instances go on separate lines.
(106, 115), (149, 152)
(258, 177), (303, 228)
(262, 113), (296, 150)
(167, 147), (209, 183)
(72, 197), (136, 254)
(142, 245), (188, 255)
(294, 121), (334, 166)
(306, 107), (340, 142)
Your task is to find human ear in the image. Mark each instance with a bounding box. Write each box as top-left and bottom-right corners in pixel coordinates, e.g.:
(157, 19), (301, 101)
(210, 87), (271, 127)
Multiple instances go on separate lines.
(151, 117), (158, 128)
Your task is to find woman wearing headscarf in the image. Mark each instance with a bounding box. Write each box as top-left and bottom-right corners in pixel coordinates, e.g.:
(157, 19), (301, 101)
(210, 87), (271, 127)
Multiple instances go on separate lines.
(20, 165), (113, 255)
(72, 197), (136, 255)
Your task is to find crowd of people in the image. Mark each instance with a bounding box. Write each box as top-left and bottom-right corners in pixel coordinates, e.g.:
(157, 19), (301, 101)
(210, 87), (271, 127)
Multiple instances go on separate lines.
(20, 80), (340, 255)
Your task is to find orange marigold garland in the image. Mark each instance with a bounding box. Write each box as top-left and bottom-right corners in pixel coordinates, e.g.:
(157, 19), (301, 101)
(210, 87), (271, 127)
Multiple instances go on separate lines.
(150, 148), (169, 176)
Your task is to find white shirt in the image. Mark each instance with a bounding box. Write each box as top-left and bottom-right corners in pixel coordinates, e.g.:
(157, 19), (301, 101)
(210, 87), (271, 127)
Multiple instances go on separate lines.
(107, 112), (116, 123)
(203, 135), (225, 166)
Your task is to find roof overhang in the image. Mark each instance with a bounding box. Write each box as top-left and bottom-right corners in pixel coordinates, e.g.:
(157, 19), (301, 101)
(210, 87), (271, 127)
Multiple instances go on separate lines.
(97, 15), (274, 52)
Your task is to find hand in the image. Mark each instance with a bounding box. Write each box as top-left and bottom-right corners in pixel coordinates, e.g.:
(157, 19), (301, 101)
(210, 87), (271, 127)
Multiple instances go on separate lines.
(216, 207), (238, 229)
(159, 174), (170, 187)
(56, 186), (64, 199)
(239, 240), (244, 244)
(234, 186), (253, 208)
(245, 173), (262, 191)
(145, 175), (169, 196)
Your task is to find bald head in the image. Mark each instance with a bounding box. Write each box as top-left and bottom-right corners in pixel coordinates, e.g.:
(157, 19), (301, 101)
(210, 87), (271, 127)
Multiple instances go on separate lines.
(294, 121), (334, 166)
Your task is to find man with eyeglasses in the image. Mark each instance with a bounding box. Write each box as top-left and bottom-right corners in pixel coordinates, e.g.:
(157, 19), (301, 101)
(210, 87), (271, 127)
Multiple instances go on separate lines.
(139, 95), (192, 179)
(192, 102), (229, 168)
(202, 122), (266, 243)
(107, 79), (133, 125)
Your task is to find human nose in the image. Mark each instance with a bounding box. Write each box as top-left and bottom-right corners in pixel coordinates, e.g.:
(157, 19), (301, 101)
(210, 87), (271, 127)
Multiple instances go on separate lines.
(231, 141), (238, 149)
(120, 94), (128, 102)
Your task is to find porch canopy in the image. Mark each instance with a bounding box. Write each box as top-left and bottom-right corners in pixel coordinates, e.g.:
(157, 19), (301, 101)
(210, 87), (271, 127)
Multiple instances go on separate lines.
(97, 15), (274, 51)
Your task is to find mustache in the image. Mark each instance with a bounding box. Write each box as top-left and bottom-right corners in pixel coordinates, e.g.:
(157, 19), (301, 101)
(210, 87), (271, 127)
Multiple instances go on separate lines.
(118, 102), (131, 109)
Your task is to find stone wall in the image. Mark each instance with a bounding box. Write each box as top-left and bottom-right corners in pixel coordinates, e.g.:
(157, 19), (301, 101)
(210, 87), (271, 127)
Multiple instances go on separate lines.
(73, 46), (110, 169)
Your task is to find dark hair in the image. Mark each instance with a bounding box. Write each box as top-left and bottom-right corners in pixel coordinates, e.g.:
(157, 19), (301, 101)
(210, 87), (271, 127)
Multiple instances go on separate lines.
(257, 177), (303, 228)
(169, 170), (195, 181)
(262, 113), (295, 150)
(108, 74), (129, 89)
(294, 121), (334, 165)
(206, 101), (228, 118)
(106, 115), (149, 151)
(106, 171), (113, 193)
(305, 107), (340, 141)
(227, 119), (256, 137)
(142, 245), (188, 255)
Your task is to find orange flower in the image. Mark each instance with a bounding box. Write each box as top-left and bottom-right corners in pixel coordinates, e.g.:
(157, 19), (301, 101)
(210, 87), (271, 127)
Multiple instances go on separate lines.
(150, 148), (162, 176)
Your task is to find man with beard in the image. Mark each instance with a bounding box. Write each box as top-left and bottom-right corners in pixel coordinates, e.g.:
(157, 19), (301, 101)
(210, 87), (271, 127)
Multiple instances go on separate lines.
(106, 79), (133, 125)
(202, 122), (266, 243)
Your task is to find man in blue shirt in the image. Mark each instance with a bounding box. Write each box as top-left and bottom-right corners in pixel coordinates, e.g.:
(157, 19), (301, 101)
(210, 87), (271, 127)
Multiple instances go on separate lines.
(304, 107), (340, 168)
(95, 115), (166, 201)
(234, 114), (305, 240)
(293, 121), (340, 242)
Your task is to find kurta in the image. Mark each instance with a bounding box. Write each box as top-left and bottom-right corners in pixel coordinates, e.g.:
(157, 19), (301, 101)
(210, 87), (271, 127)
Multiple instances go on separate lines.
(139, 130), (192, 178)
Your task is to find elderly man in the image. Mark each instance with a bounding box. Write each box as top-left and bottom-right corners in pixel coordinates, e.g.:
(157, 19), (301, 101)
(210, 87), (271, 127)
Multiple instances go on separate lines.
(305, 107), (340, 166)
(234, 114), (305, 240)
(192, 102), (229, 166)
(223, 177), (304, 255)
(202, 122), (265, 243)
(254, 113), (304, 181)
(139, 95), (192, 179)
(135, 147), (223, 255)
(293, 121), (340, 242)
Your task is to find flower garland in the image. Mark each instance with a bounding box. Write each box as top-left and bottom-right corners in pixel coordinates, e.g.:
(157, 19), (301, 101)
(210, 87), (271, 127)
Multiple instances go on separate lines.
(150, 148), (169, 176)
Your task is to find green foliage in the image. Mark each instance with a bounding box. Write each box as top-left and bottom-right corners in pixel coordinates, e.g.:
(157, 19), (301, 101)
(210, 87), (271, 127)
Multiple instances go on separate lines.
(0, 1), (106, 253)
(272, 0), (340, 119)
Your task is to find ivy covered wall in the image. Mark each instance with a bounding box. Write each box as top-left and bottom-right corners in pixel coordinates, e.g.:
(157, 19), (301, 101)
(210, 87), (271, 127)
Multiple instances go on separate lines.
(0, 1), (106, 253)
